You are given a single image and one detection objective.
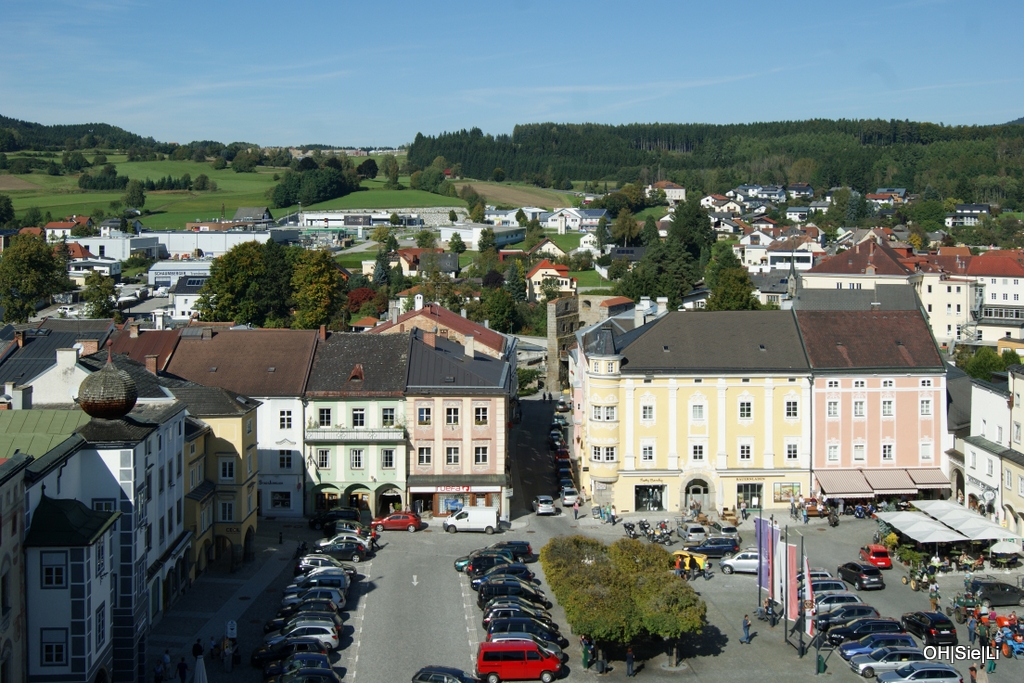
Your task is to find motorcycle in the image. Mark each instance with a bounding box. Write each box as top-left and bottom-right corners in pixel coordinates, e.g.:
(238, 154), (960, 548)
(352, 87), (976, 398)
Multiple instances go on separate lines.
(623, 521), (639, 540)
(649, 529), (673, 545)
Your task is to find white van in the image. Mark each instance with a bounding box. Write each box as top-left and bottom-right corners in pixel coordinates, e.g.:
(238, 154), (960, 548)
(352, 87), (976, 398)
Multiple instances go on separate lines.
(443, 507), (499, 535)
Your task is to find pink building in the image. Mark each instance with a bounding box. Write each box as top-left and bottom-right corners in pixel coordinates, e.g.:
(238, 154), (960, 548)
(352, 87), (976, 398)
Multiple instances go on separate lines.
(796, 310), (951, 501)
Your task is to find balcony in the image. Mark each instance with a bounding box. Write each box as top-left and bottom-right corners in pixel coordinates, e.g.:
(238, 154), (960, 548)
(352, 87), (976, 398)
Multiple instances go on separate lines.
(304, 427), (406, 443)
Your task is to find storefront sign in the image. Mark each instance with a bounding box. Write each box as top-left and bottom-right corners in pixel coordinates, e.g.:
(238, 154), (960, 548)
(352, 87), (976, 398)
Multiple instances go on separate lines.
(408, 486), (502, 493)
(259, 479), (286, 486)
(967, 475), (990, 488)
(638, 478), (664, 484)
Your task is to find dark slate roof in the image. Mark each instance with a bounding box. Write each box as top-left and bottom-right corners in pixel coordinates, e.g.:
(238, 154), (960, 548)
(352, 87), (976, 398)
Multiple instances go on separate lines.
(436, 253), (460, 273)
(232, 206), (272, 221)
(76, 416), (157, 444)
(789, 283), (921, 311)
(184, 416), (210, 441)
(795, 310), (943, 371)
(24, 495), (120, 547)
(186, 479), (216, 502)
(750, 271), (793, 294)
(961, 435), (1024, 468)
(168, 275), (209, 295)
(79, 351), (183, 399)
(405, 329), (510, 394)
(38, 318), (115, 334)
(306, 333), (410, 396)
(619, 310), (810, 374)
(0, 453), (32, 486)
(0, 327), (111, 385)
(946, 365), (972, 432)
(609, 246), (646, 262)
(581, 318), (649, 356)
(972, 377), (1009, 397)
(166, 385), (260, 416)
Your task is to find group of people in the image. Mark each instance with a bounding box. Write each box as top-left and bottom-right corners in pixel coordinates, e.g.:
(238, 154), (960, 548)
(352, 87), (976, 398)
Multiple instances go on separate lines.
(579, 636), (636, 677)
(966, 609), (1018, 676)
(598, 504), (617, 525)
(788, 495), (820, 524)
(154, 637), (235, 682)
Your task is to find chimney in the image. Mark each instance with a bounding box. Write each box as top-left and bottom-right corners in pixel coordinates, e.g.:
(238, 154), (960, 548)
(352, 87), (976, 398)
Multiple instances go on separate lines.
(129, 322), (140, 338)
(4, 382), (14, 398)
(464, 335), (475, 359)
(635, 304), (645, 328)
(154, 310), (164, 330)
(414, 293), (424, 311)
(14, 331), (23, 348)
(56, 348), (77, 369)
(391, 307), (399, 325)
(201, 327), (212, 340)
(77, 339), (99, 355)
(145, 354), (158, 375)
(483, 320), (489, 329)
(656, 296), (668, 316)
(319, 324), (327, 341)
(461, 308), (467, 318)
(423, 331), (435, 348)
(11, 385), (30, 410)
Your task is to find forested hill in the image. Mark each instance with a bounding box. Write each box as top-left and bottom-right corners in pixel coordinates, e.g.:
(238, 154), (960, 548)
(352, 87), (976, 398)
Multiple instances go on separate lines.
(1008, 116), (1024, 125)
(0, 115), (153, 152)
(407, 120), (1024, 200)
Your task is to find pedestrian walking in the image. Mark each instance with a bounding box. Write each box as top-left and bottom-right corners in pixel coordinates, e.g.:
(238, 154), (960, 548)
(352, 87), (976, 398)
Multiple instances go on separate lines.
(740, 501), (747, 522)
(990, 631), (1002, 673)
(838, 499), (845, 516)
(626, 647), (635, 677)
(986, 645), (997, 673)
(162, 650), (171, 670)
(610, 506), (617, 526)
(222, 640), (234, 673)
(370, 529), (380, 551)
(929, 588), (939, 612)
(573, 499), (579, 520)
(968, 615), (977, 645)
(968, 665), (977, 683)
(176, 657), (188, 683)
(740, 615), (751, 644)
(977, 664), (990, 683)
(209, 635), (218, 659)
(978, 621), (990, 650)
(192, 639), (203, 659)
(789, 495), (796, 520)
(154, 663), (164, 683)
(802, 506), (809, 525)
(582, 642), (591, 670)
(599, 504), (606, 522)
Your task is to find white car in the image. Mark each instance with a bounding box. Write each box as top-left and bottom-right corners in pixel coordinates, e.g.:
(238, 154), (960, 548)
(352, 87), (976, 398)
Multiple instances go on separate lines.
(263, 620), (339, 651)
(315, 533), (369, 550)
(533, 496), (557, 515)
(680, 524), (708, 545)
(560, 488), (580, 506)
(719, 550), (759, 574)
(813, 591), (863, 613)
(57, 306), (77, 316)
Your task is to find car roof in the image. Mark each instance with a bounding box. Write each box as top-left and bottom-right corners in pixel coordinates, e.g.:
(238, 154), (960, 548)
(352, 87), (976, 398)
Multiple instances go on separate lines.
(864, 544), (888, 551)
(480, 639), (541, 649)
(902, 661), (957, 671)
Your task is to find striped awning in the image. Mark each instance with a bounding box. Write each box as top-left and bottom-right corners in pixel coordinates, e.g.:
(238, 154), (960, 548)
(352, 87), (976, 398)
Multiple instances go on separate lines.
(814, 469), (873, 497)
(907, 468), (951, 489)
(862, 469), (918, 495)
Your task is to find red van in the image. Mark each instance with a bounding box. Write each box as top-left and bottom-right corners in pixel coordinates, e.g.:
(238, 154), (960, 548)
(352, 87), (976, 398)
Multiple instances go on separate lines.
(476, 640), (561, 683)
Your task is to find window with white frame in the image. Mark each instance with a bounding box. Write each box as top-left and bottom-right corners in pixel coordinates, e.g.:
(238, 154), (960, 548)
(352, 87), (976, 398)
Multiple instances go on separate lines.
(316, 449), (330, 469)
(418, 407), (431, 425)
(827, 380), (839, 388)
(381, 449), (395, 469)
(1019, 475), (1024, 496)
(786, 443), (798, 459)
(381, 408), (395, 426)
(692, 404), (704, 420)
(318, 408), (331, 427)
(882, 444), (894, 460)
(970, 450), (977, 469)
(1006, 468), (1012, 490)
(739, 401), (752, 419)
(279, 450), (292, 469)
(827, 445), (839, 462)
(882, 399), (894, 417)
(219, 458), (234, 481)
(474, 446), (488, 465)
(592, 405), (602, 420)
(998, 426), (1004, 443)
(279, 410), (292, 429)
(446, 446), (460, 465)
(349, 449), (363, 469)
(606, 362), (615, 373)
(785, 400), (798, 419)
(641, 445), (654, 462)
(41, 552), (66, 588)
(446, 407), (459, 425)
(920, 379), (932, 387)
(827, 400), (838, 418)
(219, 501), (234, 522)
(592, 446), (602, 461)
(40, 628), (67, 666)
(920, 399), (932, 417)
(641, 405), (654, 421)
(853, 380), (866, 388)
(592, 361), (599, 373)
(739, 444), (751, 460)
(853, 444), (866, 461)
(474, 407), (488, 425)
(882, 379), (894, 388)
(95, 604), (105, 647)
(351, 408), (365, 427)
(692, 444), (704, 461)
(986, 458), (993, 476)
(604, 406), (617, 421)
(853, 400), (865, 418)
(417, 447), (431, 466)
(603, 447), (616, 462)
(1015, 422), (1021, 444)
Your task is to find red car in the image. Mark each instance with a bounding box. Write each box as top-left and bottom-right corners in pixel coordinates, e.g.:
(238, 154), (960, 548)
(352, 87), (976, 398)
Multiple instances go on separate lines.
(371, 511), (422, 532)
(859, 543), (892, 569)
(554, 449), (570, 462)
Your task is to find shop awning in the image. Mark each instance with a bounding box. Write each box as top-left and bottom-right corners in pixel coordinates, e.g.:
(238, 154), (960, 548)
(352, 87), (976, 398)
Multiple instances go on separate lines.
(862, 469), (918, 495)
(911, 499), (1023, 542)
(875, 510), (969, 544)
(814, 469), (873, 497)
(907, 468), (951, 489)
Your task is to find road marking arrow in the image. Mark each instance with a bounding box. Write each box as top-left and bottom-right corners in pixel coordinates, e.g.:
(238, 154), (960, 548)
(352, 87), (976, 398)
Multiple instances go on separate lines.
(412, 574), (418, 586)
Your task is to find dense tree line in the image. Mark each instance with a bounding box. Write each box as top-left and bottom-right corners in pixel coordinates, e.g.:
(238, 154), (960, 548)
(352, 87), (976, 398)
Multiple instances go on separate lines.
(0, 115), (151, 152)
(141, 174), (192, 191)
(408, 120), (1024, 208)
(77, 164), (130, 191)
(269, 155), (362, 208)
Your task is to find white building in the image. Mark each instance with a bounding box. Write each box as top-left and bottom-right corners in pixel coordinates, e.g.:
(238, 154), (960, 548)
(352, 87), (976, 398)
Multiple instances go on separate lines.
(143, 228), (298, 259)
(439, 224), (525, 251)
(76, 231), (162, 261)
(68, 257), (122, 284)
(148, 260), (213, 287)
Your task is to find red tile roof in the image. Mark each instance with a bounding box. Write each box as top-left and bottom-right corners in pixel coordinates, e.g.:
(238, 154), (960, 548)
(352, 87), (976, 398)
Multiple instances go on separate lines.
(938, 247), (972, 258)
(598, 296), (634, 308)
(350, 316), (380, 328)
(753, 217), (778, 225)
(966, 254), (1024, 277)
(44, 222), (76, 229)
(527, 259), (569, 280)
(396, 248), (443, 266)
(368, 303), (507, 355)
(63, 242), (93, 259)
(67, 215), (92, 226)
(808, 240), (914, 277)
(18, 227), (43, 236)
(110, 328), (182, 371)
(653, 181), (683, 189)
(795, 310), (943, 370)
(710, 194), (729, 201)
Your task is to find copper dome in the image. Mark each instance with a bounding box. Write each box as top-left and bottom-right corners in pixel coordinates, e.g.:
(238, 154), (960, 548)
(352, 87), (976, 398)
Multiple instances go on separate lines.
(78, 353), (138, 420)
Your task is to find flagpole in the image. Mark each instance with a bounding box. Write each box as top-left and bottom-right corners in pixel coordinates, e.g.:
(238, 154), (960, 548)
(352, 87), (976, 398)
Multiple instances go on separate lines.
(757, 504), (763, 612)
(799, 532), (806, 659)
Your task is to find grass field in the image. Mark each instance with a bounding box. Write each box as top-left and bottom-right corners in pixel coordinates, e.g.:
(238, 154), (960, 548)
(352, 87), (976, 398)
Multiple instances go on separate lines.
(571, 270), (606, 287)
(634, 206), (668, 221)
(544, 231), (582, 252)
(452, 181), (571, 210)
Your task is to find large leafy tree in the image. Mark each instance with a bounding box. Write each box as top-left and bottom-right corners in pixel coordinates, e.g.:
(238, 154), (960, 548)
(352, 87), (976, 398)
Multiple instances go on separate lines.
(612, 208), (640, 246)
(669, 198), (713, 264)
(704, 268), (760, 311)
(0, 194), (13, 227)
(448, 232), (466, 254)
(0, 234), (71, 323)
(122, 178), (146, 209)
(702, 241), (742, 291)
(640, 215), (660, 246)
(82, 271), (117, 318)
(504, 261), (527, 302)
(481, 287), (516, 333)
(415, 230), (437, 249)
(615, 240), (698, 308)
(291, 249), (345, 329)
(195, 240), (294, 326)
(477, 227), (497, 254)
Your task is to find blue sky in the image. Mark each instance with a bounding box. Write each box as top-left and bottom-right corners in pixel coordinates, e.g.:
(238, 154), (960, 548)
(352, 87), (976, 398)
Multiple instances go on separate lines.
(2, 0), (1022, 147)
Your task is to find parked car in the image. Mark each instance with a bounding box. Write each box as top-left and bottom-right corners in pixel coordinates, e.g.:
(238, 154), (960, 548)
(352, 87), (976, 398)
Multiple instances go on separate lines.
(966, 576), (1024, 608)
(471, 563), (536, 591)
(283, 574), (349, 600)
(859, 544), (893, 569)
(454, 549), (515, 573)
(708, 521), (742, 544)
(486, 541), (533, 562)
(838, 633), (918, 661)
(550, 415), (568, 427)
(815, 604), (880, 631)
(308, 508), (361, 530)
(477, 580), (551, 610)
(264, 667), (342, 683)
(533, 496), (557, 515)
(323, 519), (370, 537)
(560, 488), (580, 507)
(280, 587), (347, 608)
(809, 579), (849, 596)
(481, 595), (553, 616)
(483, 603), (555, 630)
(555, 400), (570, 412)
(465, 554), (514, 577)
(263, 621), (339, 651)
(797, 568), (833, 583)
(487, 617), (568, 648)
(294, 555), (353, 576)
(720, 550), (759, 574)
(826, 618), (904, 646)
(314, 541), (369, 562)
(814, 592), (868, 615)
(476, 640), (562, 683)
(315, 532), (369, 551)
(837, 562), (885, 591)
(849, 647), (928, 679)
(371, 511), (422, 532)
(688, 537), (740, 558)
(876, 661), (961, 683)
(277, 599), (341, 620)
(262, 652), (333, 679)
(250, 637), (328, 668)
(264, 611), (343, 635)
(900, 611), (957, 646)
(486, 633), (565, 662)
(679, 524), (708, 545)
(411, 666), (482, 683)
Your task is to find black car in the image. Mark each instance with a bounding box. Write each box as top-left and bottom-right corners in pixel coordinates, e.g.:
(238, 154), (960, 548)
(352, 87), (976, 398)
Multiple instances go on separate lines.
(262, 652), (333, 679)
(836, 562), (885, 591)
(313, 542), (369, 563)
(483, 604), (555, 629)
(308, 508), (361, 530)
(814, 604), (879, 631)
(487, 617), (568, 648)
(967, 577), (1024, 608)
(471, 563), (536, 590)
(477, 580), (551, 610)
(265, 668), (342, 683)
(487, 541), (533, 562)
(412, 665), (482, 683)
(688, 537), (740, 558)
(264, 611), (344, 634)
(481, 595), (552, 615)
(901, 611), (958, 645)
(277, 599), (341, 620)
(250, 637), (328, 668)
(466, 554), (513, 577)
(826, 618), (904, 646)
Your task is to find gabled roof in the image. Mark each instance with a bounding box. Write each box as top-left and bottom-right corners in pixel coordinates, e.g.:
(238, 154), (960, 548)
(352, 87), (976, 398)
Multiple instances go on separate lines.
(306, 333), (410, 396)
(350, 316), (380, 329)
(64, 242), (94, 259)
(790, 283), (922, 311)
(368, 303), (507, 356)
(44, 221), (75, 230)
(807, 240), (914, 277)
(617, 310), (810, 374)
(527, 259), (569, 279)
(405, 329), (509, 394)
(168, 275), (209, 295)
(767, 235), (815, 252)
(18, 227), (43, 236)
(527, 238), (565, 256)
(232, 206), (272, 221)
(937, 247), (972, 258)
(166, 385), (260, 416)
(0, 324), (112, 386)
(24, 495), (120, 547)
(598, 296), (634, 308)
(752, 216), (778, 225)
(67, 215), (93, 227)
(165, 328), (318, 397)
(109, 327), (182, 372)
(967, 253), (1024, 277)
(652, 181), (683, 190)
(795, 310), (942, 371)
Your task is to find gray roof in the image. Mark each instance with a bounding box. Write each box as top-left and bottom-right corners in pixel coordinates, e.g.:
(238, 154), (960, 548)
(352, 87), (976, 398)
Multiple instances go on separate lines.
(24, 495), (120, 547)
(435, 253), (460, 273)
(961, 435), (1024, 468)
(789, 283), (921, 311)
(169, 275), (209, 295)
(79, 351), (185, 399)
(0, 326), (112, 385)
(946, 365), (972, 432)
(306, 333), (410, 396)
(609, 246), (646, 262)
(166, 385), (260, 416)
(405, 329), (510, 394)
(618, 310), (810, 374)
(232, 206), (273, 221)
(750, 271), (793, 294)
(76, 416), (157, 444)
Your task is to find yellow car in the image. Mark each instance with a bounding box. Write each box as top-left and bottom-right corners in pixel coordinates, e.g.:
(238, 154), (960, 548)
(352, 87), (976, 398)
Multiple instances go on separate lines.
(672, 549), (710, 571)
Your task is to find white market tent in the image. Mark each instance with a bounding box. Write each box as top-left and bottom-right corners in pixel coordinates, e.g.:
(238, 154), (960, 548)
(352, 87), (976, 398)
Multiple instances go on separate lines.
(912, 499), (1023, 545)
(875, 511), (969, 544)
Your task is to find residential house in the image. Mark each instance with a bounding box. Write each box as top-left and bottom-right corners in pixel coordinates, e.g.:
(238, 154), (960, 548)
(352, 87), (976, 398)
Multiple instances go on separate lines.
(966, 253), (1024, 345)
(700, 194), (730, 209)
(785, 206), (810, 223)
(168, 275), (209, 320)
(956, 377), (1012, 524)
(646, 181), (686, 206)
(405, 329), (514, 519)
(349, 316), (380, 332)
(66, 215), (94, 231)
(67, 257), (122, 285)
(64, 242), (94, 260)
(394, 248), (460, 278)
(750, 271), (795, 308)
(945, 204), (991, 228)
(571, 311), (812, 514)
(304, 333), (410, 516)
(809, 201), (831, 215)
(760, 236), (822, 273)
(165, 327), (319, 518)
(787, 183), (814, 200)
(0, 319), (112, 392)
(0, 454), (31, 683)
(796, 310), (950, 502)
(751, 216), (779, 231)
(733, 229), (777, 271)
(42, 222), (74, 241)
(526, 260), (576, 302)
(755, 185), (787, 203)
(231, 206), (275, 228)
(371, 300), (515, 362)
(876, 188), (907, 201)
(439, 224), (525, 251)
(866, 193), (899, 210)
(1002, 366), (1024, 535)
(577, 233), (600, 255)
(800, 239), (917, 291)
(543, 208), (609, 233)
(713, 199), (744, 215)
(528, 238), (567, 260)
(728, 185), (762, 202)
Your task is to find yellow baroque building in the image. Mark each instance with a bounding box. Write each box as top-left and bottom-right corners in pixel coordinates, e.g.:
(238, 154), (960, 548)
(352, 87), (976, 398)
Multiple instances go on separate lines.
(571, 310), (811, 516)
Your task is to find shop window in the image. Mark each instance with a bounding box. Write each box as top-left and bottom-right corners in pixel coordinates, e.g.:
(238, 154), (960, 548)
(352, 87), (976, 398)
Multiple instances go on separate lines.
(634, 485), (665, 512)
(271, 491), (292, 509)
(737, 483), (763, 510)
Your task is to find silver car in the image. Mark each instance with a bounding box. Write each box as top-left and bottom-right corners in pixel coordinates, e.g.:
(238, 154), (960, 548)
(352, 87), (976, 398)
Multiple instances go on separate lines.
(850, 647), (927, 678)
(315, 532), (369, 550)
(876, 661), (961, 683)
(561, 488), (580, 506)
(719, 550), (759, 574)
(680, 524), (707, 545)
(709, 521), (742, 544)
(533, 496), (557, 515)
(813, 592), (863, 613)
